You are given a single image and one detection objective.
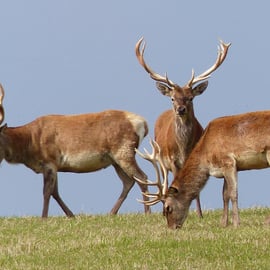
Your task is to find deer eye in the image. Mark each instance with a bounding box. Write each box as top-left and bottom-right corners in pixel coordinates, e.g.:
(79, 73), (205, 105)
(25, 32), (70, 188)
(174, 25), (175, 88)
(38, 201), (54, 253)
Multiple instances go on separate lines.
(167, 205), (173, 213)
(164, 205), (173, 216)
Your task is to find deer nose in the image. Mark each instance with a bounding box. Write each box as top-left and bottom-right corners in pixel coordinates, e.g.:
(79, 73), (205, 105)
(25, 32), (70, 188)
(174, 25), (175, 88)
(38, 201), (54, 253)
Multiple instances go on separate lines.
(177, 106), (186, 115)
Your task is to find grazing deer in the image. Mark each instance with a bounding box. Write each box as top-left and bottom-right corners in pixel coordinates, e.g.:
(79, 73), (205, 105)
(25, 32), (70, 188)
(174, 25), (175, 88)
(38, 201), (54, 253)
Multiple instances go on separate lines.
(135, 37), (230, 217)
(137, 111), (270, 229)
(0, 84), (150, 217)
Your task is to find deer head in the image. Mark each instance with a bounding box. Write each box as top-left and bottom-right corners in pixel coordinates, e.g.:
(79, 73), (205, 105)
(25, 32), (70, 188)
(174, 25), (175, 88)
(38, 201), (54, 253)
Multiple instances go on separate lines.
(135, 139), (185, 228)
(135, 37), (231, 118)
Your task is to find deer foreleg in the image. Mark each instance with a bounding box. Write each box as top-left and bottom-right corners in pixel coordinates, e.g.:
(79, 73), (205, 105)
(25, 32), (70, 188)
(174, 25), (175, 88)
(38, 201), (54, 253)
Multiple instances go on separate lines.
(42, 167), (55, 218)
(42, 165), (74, 218)
(52, 176), (74, 217)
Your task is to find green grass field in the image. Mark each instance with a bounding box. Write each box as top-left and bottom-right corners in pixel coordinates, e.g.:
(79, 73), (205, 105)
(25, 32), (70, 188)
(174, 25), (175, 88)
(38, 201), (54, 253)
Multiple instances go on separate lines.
(0, 208), (269, 270)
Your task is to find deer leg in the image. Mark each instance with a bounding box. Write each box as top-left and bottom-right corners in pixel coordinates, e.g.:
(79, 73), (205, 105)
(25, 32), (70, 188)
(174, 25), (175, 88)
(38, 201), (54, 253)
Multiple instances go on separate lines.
(195, 195), (203, 218)
(229, 176), (239, 227)
(223, 165), (240, 227)
(132, 162), (151, 214)
(221, 180), (229, 227)
(110, 164), (135, 214)
(113, 152), (151, 214)
(51, 176), (74, 218)
(43, 166), (74, 218)
(42, 167), (57, 218)
(135, 178), (151, 214)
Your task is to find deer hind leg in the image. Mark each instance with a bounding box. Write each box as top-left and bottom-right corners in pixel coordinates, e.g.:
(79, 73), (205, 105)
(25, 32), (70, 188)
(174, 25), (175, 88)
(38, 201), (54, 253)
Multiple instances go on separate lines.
(125, 158), (151, 214)
(110, 164), (135, 215)
(195, 195), (203, 218)
(134, 170), (151, 214)
(43, 166), (74, 218)
(222, 160), (240, 227)
(221, 180), (230, 227)
(112, 156), (151, 214)
(111, 140), (151, 214)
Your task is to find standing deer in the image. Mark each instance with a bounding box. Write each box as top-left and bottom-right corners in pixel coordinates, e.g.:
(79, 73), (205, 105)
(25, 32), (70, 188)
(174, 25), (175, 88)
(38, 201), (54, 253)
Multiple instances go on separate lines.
(137, 111), (270, 229)
(135, 37), (230, 217)
(0, 84), (150, 217)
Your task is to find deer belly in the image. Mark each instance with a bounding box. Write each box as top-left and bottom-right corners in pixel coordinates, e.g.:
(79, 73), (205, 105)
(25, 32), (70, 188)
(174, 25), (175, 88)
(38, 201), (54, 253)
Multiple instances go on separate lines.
(60, 152), (111, 172)
(236, 151), (269, 170)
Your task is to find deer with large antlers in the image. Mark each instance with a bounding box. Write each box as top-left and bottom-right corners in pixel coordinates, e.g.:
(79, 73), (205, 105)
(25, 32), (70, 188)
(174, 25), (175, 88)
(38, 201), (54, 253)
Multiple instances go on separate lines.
(0, 84), (151, 217)
(137, 110), (270, 229)
(135, 37), (231, 217)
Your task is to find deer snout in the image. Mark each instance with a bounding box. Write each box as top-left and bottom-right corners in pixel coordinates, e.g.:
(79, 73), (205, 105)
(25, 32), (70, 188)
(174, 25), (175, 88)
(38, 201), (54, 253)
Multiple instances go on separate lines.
(177, 106), (186, 116)
(167, 223), (181, 230)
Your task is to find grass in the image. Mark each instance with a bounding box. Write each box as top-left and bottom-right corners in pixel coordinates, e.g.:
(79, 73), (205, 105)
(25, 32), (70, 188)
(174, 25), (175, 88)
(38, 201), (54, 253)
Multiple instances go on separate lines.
(0, 208), (269, 269)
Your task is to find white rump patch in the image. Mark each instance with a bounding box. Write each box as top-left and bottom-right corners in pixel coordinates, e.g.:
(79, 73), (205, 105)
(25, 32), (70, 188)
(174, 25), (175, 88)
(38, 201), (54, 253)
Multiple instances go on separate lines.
(125, 113), (147, 145)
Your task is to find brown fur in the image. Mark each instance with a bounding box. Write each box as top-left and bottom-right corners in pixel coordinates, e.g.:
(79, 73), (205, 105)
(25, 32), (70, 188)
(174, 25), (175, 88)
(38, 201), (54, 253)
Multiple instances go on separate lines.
(0, 106), (150, 217)
(164, 111), (270, 229)
(155, 105), (204, 175)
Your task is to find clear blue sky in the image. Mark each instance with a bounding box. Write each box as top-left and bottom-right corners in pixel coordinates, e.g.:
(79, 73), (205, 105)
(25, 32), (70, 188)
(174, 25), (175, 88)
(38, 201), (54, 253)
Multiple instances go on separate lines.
(0, 1), (269, 216)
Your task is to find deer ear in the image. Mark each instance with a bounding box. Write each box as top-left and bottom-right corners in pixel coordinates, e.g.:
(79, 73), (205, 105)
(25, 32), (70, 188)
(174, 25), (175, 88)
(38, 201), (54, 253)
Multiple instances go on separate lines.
(156, 82), (172, 97)
(192, 81), (208, 96)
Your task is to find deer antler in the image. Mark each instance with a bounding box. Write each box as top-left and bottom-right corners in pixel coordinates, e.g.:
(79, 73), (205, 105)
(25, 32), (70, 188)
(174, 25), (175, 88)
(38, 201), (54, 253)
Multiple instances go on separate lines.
(187, 40), (231, 87)
(135, 37), (175, 87)
(136, 37), (231, 89)
(0, 84), (5, 126)
(134, 139), (168, 206)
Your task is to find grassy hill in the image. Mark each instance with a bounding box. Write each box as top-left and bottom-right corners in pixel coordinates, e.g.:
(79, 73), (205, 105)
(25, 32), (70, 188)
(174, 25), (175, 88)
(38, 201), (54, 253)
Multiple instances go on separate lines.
(0, 208), (269, 269)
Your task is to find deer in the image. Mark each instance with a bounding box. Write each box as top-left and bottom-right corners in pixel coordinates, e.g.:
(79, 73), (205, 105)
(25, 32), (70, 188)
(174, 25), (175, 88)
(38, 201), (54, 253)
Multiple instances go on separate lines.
(135, 37), (231, 217)
(0, 84), (151, 217)
(136, 111), (270, 229)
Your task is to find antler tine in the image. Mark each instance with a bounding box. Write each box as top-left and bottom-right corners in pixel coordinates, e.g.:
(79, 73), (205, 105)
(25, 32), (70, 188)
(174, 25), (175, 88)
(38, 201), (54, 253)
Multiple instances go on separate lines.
(135, 37), (175, 87)
(134, 140), (161, 186)
(158, 151), (168, 196)
(0, 84), (5, 105)
(187, 39), (231, 87)
(134, 138), (167, 206)
(0, 84), (5, 126)
(135, 142), (156, 163)
(137, 197), (162, 206)
(149, 139), (168, 195)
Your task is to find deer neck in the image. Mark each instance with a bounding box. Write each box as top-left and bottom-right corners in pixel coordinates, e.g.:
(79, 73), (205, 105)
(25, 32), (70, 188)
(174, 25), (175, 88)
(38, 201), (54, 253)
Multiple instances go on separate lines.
(171, 152), (209, 203)
(174, 112), (197, 162)
(0, 126), (31, 164)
